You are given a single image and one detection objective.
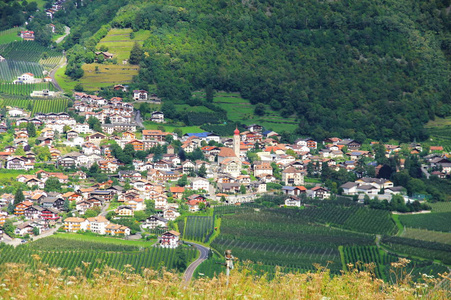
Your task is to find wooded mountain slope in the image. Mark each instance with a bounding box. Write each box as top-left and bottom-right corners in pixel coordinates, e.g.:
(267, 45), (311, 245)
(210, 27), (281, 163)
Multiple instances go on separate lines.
(71, 0), (451, 141)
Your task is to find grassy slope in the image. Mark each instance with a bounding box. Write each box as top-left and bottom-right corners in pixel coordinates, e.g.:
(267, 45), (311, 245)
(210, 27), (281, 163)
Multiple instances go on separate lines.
(52, 233), (155, 248)
(55, 28), (150, 93)
(0, 28), (23, 45)
(212, 91), (298, 132)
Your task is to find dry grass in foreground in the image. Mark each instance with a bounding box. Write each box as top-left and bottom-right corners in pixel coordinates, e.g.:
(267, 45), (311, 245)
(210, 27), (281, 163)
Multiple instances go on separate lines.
(0, 258), (449, 299)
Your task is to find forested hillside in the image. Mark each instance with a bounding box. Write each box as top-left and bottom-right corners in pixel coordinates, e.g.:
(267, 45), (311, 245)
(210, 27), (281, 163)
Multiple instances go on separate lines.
(58, 0), (451, 140)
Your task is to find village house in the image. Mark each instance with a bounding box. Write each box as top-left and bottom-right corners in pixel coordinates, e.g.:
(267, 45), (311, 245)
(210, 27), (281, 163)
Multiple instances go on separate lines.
(285, 195), (302, 207)
(133, 90), (148, 100)
(282, 167), (305, 186)
(142, 215), (168, 229)
(159, 231), (180, 248)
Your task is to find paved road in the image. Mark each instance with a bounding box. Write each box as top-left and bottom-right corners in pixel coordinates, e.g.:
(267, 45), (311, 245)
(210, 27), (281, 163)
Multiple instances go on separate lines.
(49, 26), (70, 91)
(56, 26), (70, 44)
(183, 242), (210, 283)
(421, 164), (430, 179)
(99, 202), (110, 216)
(3, 224), (62, 247)
(135, 110), (144, 128)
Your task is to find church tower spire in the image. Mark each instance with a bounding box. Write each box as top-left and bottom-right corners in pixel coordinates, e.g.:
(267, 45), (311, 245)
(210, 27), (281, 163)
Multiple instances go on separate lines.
(233, 126), (240, 158)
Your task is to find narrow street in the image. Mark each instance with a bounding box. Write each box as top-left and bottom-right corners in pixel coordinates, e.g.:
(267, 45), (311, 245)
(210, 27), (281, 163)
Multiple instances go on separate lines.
(2, 224), (62, 247)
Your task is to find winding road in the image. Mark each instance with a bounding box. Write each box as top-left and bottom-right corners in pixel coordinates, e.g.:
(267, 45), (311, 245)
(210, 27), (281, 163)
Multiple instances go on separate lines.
(183, 242), (210, 283)
(49, 26), (70, 92)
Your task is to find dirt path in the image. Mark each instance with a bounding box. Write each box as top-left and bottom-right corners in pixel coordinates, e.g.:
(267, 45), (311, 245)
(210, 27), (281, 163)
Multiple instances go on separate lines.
(50, 26), (70, 92)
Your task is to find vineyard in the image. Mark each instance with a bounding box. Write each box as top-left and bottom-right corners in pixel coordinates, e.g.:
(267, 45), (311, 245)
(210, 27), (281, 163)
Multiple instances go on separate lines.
(0, 82), (57, 96)
(342, 245), (448, 282)
(0, 97), (33, 109)
(210, 209), (375, 274)
(429, 202), (451, 213)
(398, 212), (451, 232)
(32, 98), (69, 116)
(0, 60), (44, 82)
(0, 41), (63, 83)
(183, 216), (215, 243)
(215, 204), (397, 235)
(0, 97), (69, 115)
(402, 228), (451, 245)
(381, 236), (451, 265)
(0, 240), (197, 277)
(0, 41), (62, 63)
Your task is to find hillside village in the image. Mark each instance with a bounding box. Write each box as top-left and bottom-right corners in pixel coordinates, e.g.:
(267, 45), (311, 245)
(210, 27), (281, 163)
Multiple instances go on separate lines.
(0, 87), (449, 246)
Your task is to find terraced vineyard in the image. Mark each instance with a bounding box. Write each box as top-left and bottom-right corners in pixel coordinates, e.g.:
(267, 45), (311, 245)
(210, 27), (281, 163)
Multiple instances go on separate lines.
(0, 238), (197, 277)
(183, 216), (215, 243)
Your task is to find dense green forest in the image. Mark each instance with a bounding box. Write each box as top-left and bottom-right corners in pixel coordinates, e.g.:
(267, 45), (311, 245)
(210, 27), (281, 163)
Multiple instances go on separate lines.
(17, 0), (451, 141)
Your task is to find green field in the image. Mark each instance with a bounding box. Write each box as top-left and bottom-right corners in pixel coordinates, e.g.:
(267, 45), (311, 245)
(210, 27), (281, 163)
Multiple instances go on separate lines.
(40, 233), (155, 249)
(0, 27), (23, 45)
(399, 212), (451, 232)
(211, 91), (298, 132)
(98, 28), (151, 62)
(401, 228), (451, 245)
(55, 64), (139, 92)
(430, 202), (451, 213)
(143, 121), (203, 134)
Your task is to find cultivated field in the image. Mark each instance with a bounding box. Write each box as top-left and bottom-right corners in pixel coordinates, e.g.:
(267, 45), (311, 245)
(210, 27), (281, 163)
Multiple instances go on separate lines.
(0, 97), (69, 115)
(98, 28), (151, 62)
(56, 64), (139, 92)
(401, 227), (451, 245)
(398, 212), (451, 232)
(0, 237), (197, 277)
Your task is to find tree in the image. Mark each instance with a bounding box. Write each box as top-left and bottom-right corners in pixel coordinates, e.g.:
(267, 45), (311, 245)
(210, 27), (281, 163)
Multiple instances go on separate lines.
(123, 143), (136, 159)
(205, 85), (214, 102)
(74, 83), (84, 92)
(129, 42), (143, 65)
(83, 208), (100, 218)
(104, 116), (111, 124)
(254, 103), (265, 116)
(32, 227), (40, 236)
(14, 145), (25, 157)
(88, 163), (100, 177)
(177, 174), (188, 187)
(240, 184), (246, 194)
(197, 163), (207, 178)
(45, 177), (62, 192)
(26, 122), (36, 137)
(175, 247), (188, 272)
(87, 116), (102, 132)
(14, 188), (24, 206)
